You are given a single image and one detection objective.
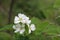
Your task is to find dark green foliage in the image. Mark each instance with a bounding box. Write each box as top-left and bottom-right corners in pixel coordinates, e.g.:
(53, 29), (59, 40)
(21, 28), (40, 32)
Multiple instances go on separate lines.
(55, 16), (60, 25)
(0, 24), (14, 35)
(30, 17), (60, 40)
(13, 0), (46, 19)
(1, 0), (60, 40)
(14, 33), (29, 40)
(0, 32), (13, 40)
(0, 17), (60, 40)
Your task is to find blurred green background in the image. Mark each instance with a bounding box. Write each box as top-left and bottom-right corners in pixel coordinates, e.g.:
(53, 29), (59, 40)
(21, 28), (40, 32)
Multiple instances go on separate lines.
(0, 0), (60, 40)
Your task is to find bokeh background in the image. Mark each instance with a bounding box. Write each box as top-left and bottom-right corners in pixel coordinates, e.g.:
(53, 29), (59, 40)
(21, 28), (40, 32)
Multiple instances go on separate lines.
(0, 0), (60, 40)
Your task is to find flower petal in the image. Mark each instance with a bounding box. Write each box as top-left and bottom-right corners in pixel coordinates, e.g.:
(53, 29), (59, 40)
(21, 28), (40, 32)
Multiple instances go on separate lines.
(14, 16), (20, 24)
(13, 25), (16, 29)
(24, 16), (29, 20)
(30, 24), (36, 31)
(26, 20), (31, 24)
(18, 13), (26, 18)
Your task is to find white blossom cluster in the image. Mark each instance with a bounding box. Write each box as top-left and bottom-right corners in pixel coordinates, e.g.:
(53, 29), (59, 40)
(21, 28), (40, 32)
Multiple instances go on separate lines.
(13, 13), (36, 34)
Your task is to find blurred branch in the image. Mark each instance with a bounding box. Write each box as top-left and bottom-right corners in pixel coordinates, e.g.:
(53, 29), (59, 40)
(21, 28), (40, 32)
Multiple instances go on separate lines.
(8, 0), (14, 24)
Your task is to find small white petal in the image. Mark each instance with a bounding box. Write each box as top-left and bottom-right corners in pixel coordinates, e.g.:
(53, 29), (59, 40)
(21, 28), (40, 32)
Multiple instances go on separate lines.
(18, 13), (26, 18)
(14, 16), (20, 24)
(18, 13), (22, 17)
(13, 25), (16, 29)
(27, 20), (31, 24)
(26, 20), (31, 24)
(25, 17), (29, 20)
(30, 24), (36, 31)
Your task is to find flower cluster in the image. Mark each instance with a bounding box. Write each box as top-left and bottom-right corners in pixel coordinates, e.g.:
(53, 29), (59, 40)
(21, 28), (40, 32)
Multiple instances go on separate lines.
(13, 13), (36, 34)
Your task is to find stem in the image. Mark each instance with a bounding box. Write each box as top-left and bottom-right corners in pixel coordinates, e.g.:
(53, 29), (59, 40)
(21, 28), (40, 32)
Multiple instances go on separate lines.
(8, 0), (14, 24)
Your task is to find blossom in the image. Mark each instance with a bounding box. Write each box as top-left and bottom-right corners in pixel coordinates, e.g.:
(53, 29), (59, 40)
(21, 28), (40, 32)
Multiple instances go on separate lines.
(28, 24), (36, 34)
(14, 13), (30, 24)
(13, 13), (36, 35)
(13, 24), (25, 34)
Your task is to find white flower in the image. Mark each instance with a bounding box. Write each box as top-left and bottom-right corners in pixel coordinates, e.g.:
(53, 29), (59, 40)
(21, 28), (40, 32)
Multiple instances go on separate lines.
(13, 24), (25, 34)
(14, 14), (26, 24)
(14, 13), (30, 24)
(30, 24), (36, 31)
(28, 24), (36, 34)
(13, 13), (36, 34)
